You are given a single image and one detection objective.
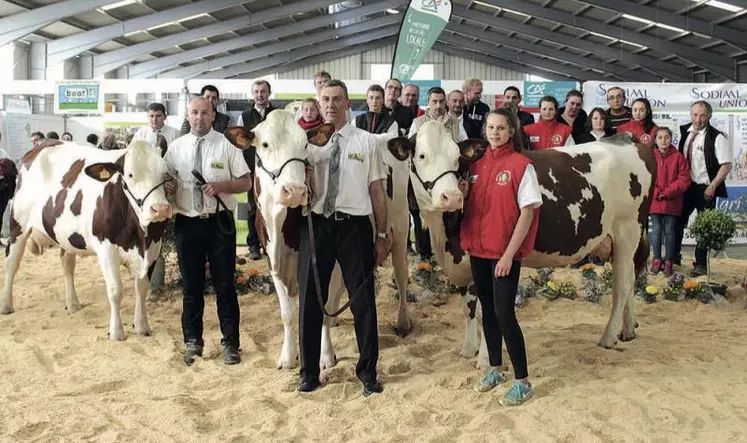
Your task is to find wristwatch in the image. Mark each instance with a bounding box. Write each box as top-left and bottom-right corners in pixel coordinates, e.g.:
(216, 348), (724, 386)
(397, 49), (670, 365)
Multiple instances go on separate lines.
(377, 232), (388, 241)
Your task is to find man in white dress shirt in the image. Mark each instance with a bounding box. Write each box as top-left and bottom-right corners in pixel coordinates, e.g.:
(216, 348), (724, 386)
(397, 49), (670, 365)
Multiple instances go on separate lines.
(133, 102), (180, 155)
(133, 102), (181, 293)
(673, 100), (732, 275)
(297, 79), (388, 396)
(294, 71), (354, 124)
(164, 97), (252, 366)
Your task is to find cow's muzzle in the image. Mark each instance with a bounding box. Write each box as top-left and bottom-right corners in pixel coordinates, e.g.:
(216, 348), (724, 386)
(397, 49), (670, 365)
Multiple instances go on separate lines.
(150, 203), (173, 222)
(437, 189), (464, 212)
(278, 183), (308, 208)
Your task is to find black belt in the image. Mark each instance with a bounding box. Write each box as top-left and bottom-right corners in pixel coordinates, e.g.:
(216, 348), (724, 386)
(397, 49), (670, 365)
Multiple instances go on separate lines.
(178, 211), (231, 220)
(315, 211), (366, 221)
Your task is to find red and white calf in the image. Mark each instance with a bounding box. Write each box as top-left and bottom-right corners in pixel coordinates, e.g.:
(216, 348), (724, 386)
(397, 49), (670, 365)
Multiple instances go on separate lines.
(2, 139), (172, 340)
(388, 122), (655, 364)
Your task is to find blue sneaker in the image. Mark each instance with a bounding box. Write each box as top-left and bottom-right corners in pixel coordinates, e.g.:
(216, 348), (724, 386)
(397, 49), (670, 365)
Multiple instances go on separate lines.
(474, 369), (507, 393)
(499, 381), (533, 406)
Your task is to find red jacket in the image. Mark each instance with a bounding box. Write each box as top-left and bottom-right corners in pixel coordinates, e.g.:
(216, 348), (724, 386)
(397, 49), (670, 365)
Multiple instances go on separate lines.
(650, 146), (691, 216)
(617, 120), (657, 148)
(460, 145), (540, 261)
(523, 119), (572, 150)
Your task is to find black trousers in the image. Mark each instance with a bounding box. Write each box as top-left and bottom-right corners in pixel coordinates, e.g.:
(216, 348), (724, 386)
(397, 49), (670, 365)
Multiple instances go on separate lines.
(298, 213), (378, 383)
(175, 212), (240, 348)
(245, 191), (260, 249)
(470, 257), (529, 380)
(408, 208), (432, 258)
(674, 183), (716, 266)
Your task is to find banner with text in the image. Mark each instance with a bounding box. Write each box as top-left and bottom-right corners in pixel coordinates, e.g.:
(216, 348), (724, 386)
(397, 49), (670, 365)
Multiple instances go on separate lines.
(54, 80), (103, 115)
(390, 0), (452, 83)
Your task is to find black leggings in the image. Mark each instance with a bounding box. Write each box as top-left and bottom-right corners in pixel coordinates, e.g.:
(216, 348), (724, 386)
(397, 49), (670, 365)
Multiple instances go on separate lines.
(470, 257), (528, 380)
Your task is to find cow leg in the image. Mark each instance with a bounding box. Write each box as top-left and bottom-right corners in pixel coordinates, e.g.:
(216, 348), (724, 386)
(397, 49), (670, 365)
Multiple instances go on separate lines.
(132, 273), (152, 337)
(60, 250), (82, 313)
(391, 226), (411, 337)
(272, 276), (298, 369)
(320, 264), (343, 370)
(459, 286), (480, 359)
(600, 224), (638, 349)
(1, 229), (31, 315)
(98, 251), (125, 341)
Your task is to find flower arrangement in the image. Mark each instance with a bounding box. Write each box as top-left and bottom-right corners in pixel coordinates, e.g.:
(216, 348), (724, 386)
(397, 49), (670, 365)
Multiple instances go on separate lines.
(557, 281), (578, 299)
(689, 209), (738, 283)
(578, 263), (604, 303)
(643, 285), (658, 304)
(539, 280), (560, 300)
(412, 261), (446, 294)
(599, 264), (613, 294)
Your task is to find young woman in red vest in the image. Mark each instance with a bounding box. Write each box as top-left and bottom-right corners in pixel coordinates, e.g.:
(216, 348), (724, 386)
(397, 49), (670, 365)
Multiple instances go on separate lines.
(458, 108), (542, 407)
(523, 95), (574, 150)
(617, 98), (658, 148)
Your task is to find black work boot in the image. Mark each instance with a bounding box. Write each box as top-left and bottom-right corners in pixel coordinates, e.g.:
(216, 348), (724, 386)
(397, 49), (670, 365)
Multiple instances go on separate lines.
(222, 343), (241, 365)
(184, 341), (203, 366)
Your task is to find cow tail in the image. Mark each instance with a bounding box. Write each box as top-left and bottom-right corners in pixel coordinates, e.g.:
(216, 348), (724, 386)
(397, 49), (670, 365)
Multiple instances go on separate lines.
(633, 234), (650, 276)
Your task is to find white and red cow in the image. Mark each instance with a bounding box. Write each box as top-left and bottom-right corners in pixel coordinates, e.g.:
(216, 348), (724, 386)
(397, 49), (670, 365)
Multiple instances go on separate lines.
(224, 110), (411, 370)
(388, 122), (655, 361)
(1, 139), (172, 341)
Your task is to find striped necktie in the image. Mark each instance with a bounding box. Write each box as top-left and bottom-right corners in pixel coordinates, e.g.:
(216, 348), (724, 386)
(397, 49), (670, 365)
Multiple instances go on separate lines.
(322, 133), (343, 217)
(193, 137), (205, 212)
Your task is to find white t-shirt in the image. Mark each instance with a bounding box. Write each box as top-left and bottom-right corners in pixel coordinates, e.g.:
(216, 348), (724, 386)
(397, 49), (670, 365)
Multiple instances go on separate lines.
(307, 124), (387, 216)
(517, 164), (543, 210)
(132, 125), (180, 149)
(164, 129), (250, 217)
(683, 127), (731, 185)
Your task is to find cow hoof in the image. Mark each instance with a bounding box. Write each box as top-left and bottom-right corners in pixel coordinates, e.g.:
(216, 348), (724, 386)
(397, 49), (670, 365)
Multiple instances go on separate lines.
(320, 353), (337, 370)
(597, 339), (618, 350)
(134, 327), (152, 337)
(635, 321), (639, 328)
(0, 304), (13, 315)
(109, 329), (125, 341)
(459, 345), (479, 359)
(276, 357), (298, 370)
(618, 331), (637, 342)
(395, 319), (412, 337)
(66, 302), (83, 314)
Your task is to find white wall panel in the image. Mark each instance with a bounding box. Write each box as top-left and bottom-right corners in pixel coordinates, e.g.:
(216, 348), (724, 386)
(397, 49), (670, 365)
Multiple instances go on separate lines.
(277, 44), (523, 81)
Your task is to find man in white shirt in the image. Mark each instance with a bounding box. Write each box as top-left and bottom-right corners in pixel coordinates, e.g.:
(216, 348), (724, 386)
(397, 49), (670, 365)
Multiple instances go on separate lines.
(133, 103), (180, 155)
(133, 102), (181, 293)
(236, 80), (276, 260)
(294, 71), (353, 124)
(674, 100), (732, 275)
(448, 89), (466, 135)
(408, 86), (468, 142)
(164, 97), (252, 366)
(298, 79), (388, 397)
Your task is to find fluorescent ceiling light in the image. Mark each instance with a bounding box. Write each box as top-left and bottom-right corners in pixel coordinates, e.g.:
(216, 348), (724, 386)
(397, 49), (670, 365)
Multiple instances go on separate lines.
(657, 23), (686, 32)
(697, 0), (743, 13)
(386, 8), (400, 14)
(620, 39), (646, 49)
(101, 0), (138, 11)
(179, 13), (210, 23)
(622, 13), (652, 25)
(473, 1), (529, 17)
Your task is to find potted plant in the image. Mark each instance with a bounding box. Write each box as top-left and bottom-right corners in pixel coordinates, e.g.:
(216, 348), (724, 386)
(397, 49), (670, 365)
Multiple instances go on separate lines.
(688, 208), (738, 295)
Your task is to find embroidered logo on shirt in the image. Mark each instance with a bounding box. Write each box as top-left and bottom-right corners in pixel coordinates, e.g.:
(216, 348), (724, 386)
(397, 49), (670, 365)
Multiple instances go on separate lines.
(210, 161), (225, 169)
(348, 152), (365, 163)
(640, 134), (651, 144)
(468, 174), (478, 184)
(530, 136), (540, 142)
(496, 171), (511, 185)
(552, 134), (562, 145)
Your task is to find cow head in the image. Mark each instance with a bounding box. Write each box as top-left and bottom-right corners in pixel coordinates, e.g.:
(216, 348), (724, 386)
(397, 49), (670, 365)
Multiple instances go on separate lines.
(226, 111), (335, 209)
(84, 140), (172, 228)
(387, 121), (485, 212)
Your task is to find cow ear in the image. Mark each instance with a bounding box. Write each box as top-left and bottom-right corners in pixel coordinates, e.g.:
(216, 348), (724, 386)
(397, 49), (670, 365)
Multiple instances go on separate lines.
(306, 123), (336, 146)
(224, 127), (256, 150)
(156, 134), (168, 158)
(84, 163), (121, 182)
(387, 136), (415, 162)
(458, 139), (489, 162)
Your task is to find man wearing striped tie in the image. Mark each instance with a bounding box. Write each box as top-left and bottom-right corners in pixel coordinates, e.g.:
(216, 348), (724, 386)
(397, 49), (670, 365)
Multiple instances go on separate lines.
(164, 97), (252, 366)
(298, 79), (389, 397)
